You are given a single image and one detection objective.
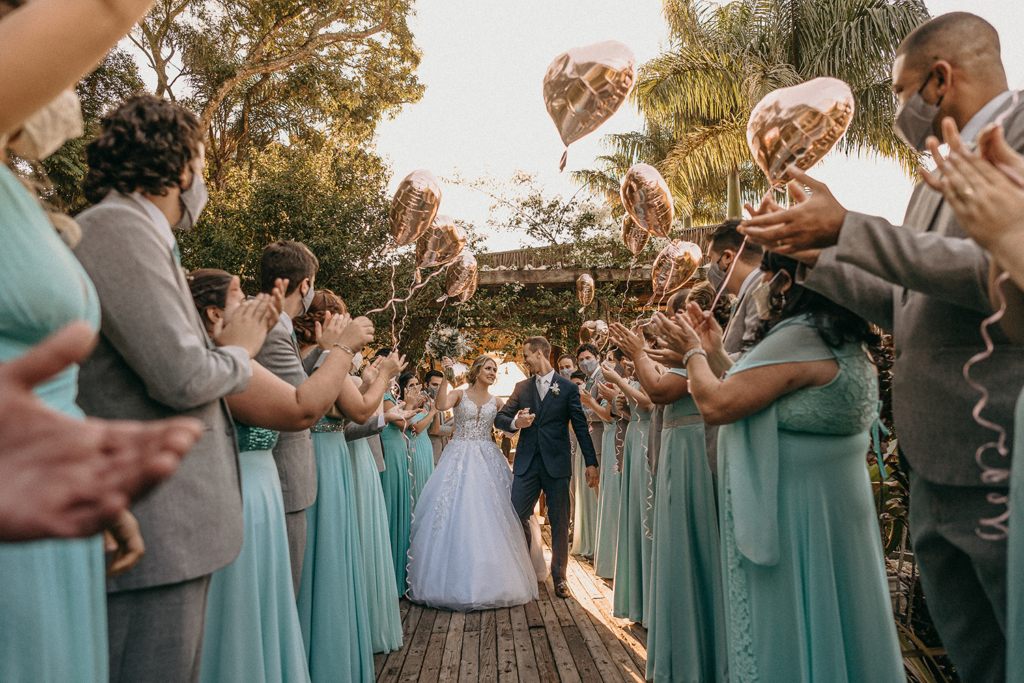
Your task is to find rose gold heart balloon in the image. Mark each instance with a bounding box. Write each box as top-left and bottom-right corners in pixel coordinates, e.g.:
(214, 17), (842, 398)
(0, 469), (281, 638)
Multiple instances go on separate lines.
(389, 169), (442, 247)
(543, 40), (636, 171)
(621, 214), (650, 256)
(620, 164), (674, 239)
(651, 240), (702, 299)
(416, 214), (466, 269)
(747, 77), (855, 187)
(579, 320), (609, 349)
(457, 267), (478, 304)
(576, 273), (595, 313)
(437, 252), (477, 303)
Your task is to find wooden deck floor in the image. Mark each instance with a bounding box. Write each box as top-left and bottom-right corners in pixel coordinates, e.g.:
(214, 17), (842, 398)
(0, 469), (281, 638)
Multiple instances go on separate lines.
(374, 542), (648, 683)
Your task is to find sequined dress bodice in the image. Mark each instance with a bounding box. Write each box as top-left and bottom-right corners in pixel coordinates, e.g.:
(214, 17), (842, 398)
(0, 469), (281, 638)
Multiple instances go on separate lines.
(451, 394), (497, 442)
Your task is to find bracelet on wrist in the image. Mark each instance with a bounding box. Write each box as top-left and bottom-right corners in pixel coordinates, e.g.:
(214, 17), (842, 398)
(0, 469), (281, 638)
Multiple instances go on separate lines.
(682, 348), (707, 367)
(334, 343), (357, 357)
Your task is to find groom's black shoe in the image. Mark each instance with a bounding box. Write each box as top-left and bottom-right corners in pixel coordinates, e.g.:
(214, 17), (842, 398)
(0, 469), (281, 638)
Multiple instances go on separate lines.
(553, 579), (571, 599)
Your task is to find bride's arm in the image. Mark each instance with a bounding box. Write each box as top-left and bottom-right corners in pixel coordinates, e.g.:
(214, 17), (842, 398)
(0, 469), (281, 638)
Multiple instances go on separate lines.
(433, 358), (462, 412)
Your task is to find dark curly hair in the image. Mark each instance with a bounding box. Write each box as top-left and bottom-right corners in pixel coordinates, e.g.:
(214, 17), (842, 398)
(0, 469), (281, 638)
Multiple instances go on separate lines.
(83, 95), (203, 204)
(292, 289), (347, 347)
(755, 252), (881, 354)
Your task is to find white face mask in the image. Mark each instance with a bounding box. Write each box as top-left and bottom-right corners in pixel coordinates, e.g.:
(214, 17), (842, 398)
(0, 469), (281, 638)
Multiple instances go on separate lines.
(173, 171), (209, 231)
(9, 90), (84, 160)
(300, 281), (315, 315)
(579, 358), (599, 376)
(752, 272), (783, 320)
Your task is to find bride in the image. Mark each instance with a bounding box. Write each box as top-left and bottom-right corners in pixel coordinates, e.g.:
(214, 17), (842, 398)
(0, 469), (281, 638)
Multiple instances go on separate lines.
(406, 355), (544, 611)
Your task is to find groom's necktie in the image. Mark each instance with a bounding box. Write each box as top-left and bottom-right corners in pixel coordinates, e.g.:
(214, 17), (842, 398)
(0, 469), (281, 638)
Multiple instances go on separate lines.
(536, 375), (549, 401)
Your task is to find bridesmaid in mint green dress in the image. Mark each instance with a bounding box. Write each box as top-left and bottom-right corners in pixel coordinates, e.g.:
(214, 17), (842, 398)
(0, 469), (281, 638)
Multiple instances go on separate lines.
(592, 413), (620, 579)
(609, 373), (655, 625)
(0, 163), (108, 682)
(348, 436), (404, 653)
(299, 417), (375, 683)
(380, 391), (413, 593)
(408, 410), (436, 511)
(200, 425), (310, 683)
(672, 254), (903, 683)
(570, 380), (599, 557)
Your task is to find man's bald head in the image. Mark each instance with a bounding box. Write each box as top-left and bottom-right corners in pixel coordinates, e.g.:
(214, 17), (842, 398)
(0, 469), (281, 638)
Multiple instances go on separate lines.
(895, 12), (1005, 86)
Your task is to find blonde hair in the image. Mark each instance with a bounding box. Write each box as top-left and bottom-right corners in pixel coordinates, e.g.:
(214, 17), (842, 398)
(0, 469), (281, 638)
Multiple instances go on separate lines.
(467, 354), (497, 385)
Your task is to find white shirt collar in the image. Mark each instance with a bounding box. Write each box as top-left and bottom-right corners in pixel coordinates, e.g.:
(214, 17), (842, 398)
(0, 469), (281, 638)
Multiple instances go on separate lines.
(737, 267), (762, 299)
(537, 369), (555, 385)
(961, 90), (1014, 143)
(131, 192), (176, 251)
(279, 311), (294, 334)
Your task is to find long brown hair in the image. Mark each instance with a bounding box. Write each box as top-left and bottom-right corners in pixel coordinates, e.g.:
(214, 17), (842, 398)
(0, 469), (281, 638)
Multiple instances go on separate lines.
(467, 355), (497, 385)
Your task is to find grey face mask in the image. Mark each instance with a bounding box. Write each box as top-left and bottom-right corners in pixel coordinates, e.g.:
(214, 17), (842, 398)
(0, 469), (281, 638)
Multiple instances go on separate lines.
(173, 171), (209, 231)
(894, 72), (942, 153)
(706, 260), (727, 290)
(579, 359), (599, 375)
(559, 368), (574, 378)
(300, 281), (315, 315)
(427, 385), (439, 398)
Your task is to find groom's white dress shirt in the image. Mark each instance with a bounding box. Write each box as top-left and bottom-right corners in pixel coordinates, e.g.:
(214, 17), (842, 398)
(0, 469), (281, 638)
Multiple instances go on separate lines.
(535, 369), (555, 401)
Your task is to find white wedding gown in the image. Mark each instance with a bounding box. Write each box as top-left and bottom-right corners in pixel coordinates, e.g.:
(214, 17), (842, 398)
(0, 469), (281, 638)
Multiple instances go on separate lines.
(406, 394), (543, 611)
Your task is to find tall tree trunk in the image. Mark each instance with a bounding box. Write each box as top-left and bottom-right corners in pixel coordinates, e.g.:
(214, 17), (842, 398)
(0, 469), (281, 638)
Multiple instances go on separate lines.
(727, 167), (741, 218)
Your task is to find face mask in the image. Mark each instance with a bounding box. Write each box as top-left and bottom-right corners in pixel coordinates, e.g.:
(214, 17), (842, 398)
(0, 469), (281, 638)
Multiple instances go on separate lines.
(173, 171), (209, 231)
(8, 90), (84, 160)
(752, 272), (783, 320)
(427, 386), (438, 398)
(351, 352), (363, 372)
(706, 260), (726, 290)
(579, 359), (599, 375)
(894, 71), (942, 153)
(300, 281), (315, 315)
(559, 368), (574, 378)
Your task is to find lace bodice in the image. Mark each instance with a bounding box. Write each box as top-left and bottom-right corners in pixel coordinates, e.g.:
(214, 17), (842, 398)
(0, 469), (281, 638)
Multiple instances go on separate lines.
(451, 393), (497, 442)
(776, 348), (878, 435)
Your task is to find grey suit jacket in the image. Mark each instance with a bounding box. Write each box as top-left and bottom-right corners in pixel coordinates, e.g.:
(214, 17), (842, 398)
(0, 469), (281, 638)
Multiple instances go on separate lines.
(73, 192), (251, 591)
(802, 97), (1024, 488)
(722, 270), (761, 359)
(256, 321), (318, 512)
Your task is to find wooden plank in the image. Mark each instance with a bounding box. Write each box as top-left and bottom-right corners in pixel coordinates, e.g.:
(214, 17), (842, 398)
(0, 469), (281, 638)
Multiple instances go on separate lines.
(439, 611), (466, 683)
(464, 611), (482, 632)
(569, 556), (604, 601)
(543, 579), (602, 683)
(529, 626), (561, 683)
(398, 609), (437, 683)
(510, 605), (541, 683)
(545, 575), (576, 628)
(534, 580), (582, 683)
(524, 600), (544, 630)
(564, 564), (644, 683)
(563, 568), (625, 683)
(378, 603), (424, 683)
(374, 653), (388, 681)
(479, 610), (498, 683)
(495, 608), (519, 683)
(459, 630), (481, 683)
(419, 632), (447, 683)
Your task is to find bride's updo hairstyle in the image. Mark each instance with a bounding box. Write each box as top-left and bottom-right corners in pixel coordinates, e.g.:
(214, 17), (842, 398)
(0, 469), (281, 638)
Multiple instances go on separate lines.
(467, 355), (497, 386)
(293, 289), (347, 347)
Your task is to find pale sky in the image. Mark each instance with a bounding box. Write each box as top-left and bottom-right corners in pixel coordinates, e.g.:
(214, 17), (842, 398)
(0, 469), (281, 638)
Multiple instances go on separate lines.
(374, 0), (1024, 253)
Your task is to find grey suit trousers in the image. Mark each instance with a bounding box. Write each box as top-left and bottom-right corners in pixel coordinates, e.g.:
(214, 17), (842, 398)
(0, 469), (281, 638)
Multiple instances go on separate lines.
(107, 575), (212, 683)
(909, 473), (1008, 683)
(285, 511), (307, 597)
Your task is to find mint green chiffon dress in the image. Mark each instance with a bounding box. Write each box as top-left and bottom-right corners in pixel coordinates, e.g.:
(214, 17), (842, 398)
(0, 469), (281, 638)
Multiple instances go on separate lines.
(299, 419), (375, 683)
(1008, 390), (1024, 682)
(0, 165), (107, 682)
(379, 393), (412, 593)
(718, 316), (903, 682)
(593, 416), (620, 579)
(200, 426), (310, 683)
(409, 411), (435, 512)
(645, 370), (727, 683)
(613, 388), (654, 625)
(349, 437), (404, 653)
(570, 431), (598, 558)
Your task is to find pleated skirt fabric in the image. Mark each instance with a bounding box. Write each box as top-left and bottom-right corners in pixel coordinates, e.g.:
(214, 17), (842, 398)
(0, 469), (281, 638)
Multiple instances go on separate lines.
(593, 420), (621, 579)
(379, 425), (412, 593)
(613, 416), (654, 625)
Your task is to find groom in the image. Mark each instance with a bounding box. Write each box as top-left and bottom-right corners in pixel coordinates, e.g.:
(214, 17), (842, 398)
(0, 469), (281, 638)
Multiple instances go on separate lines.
(495, 336), (599, 598)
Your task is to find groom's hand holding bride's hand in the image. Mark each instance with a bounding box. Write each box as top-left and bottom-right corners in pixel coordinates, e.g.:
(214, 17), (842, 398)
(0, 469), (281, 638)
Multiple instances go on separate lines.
(585, 465), (599, 489)
(513, 408), (535, 429)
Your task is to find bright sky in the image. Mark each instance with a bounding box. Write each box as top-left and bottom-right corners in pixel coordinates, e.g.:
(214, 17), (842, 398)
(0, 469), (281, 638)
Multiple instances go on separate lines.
(374, 0), (1024, 253)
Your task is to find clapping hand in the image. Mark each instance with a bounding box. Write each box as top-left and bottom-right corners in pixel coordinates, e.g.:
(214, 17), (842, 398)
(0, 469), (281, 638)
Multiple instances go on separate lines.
(683, 302), (726, 354)
(316, 310), (349, 351)
(383, 401), (418, 425)
(270, 278), (288, 318)
(337, 316), (375, 353)
(214, 294), (276, 357)
(380, 352), (408, 380)
(600, 362), (623, 384)
(739, 167), (847, 255)
(608, 322), (645, 360)
(596, 380), (620, 402)
(646, 347), (686, 369)
(651, 312), (701, 356)
(360, 357), (383, 384)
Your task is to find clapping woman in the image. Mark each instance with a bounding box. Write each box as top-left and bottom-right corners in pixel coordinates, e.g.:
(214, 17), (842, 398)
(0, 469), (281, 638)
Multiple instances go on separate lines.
(657, 253), (903, 682)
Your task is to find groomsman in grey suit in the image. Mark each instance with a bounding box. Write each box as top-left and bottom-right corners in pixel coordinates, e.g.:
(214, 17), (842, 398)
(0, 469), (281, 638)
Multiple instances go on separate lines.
(742, 14), (1024, 683)
(705, 219), (764, 361)
(255, 240), (323, 595)
(73, 96), (267, 683)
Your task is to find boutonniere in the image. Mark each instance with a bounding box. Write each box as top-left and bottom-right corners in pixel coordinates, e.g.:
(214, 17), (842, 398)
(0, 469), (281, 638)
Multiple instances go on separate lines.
(551, 383), (560, 396)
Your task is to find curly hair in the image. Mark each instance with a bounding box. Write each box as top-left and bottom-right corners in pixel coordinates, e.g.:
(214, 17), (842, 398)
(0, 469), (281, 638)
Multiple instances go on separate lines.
(83, 95), (203, 204)
(686, 281), (735, 329)
(292, 289), (347, 347)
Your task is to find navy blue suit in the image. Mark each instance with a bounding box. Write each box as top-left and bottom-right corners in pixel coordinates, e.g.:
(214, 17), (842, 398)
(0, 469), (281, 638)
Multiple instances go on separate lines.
(495, 372), (598, 582)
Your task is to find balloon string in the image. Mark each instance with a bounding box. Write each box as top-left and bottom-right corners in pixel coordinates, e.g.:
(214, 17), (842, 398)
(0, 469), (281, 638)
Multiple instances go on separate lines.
(619, 257), (636, 321)
(963, 269), (1013, 540)
(417, 298), (450, 369)
(401, 419), (418, 597)
(710, 236), (747, 311)
(366, 265), (445, 316)
(640, 402), (655, 541)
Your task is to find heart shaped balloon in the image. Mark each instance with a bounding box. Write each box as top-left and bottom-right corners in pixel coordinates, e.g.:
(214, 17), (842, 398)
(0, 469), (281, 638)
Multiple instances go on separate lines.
(544, 40), (636, 171)
(579, 320), (610, 349)
(389, 169), (442, 247)
(621, 213), (650, 256)
(416, 214), (466, 269)
(457, 267), (478, 305)
(651, 240), (702, 299)
(620, 164), (674, 239)
(576, 273), (595, 313)
(438, 252), (477, 303)
(746, 77), (855, 187)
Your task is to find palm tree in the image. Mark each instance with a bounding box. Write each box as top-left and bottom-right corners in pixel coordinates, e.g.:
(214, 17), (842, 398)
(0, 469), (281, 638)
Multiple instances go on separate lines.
(577, 0), (928, 222)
